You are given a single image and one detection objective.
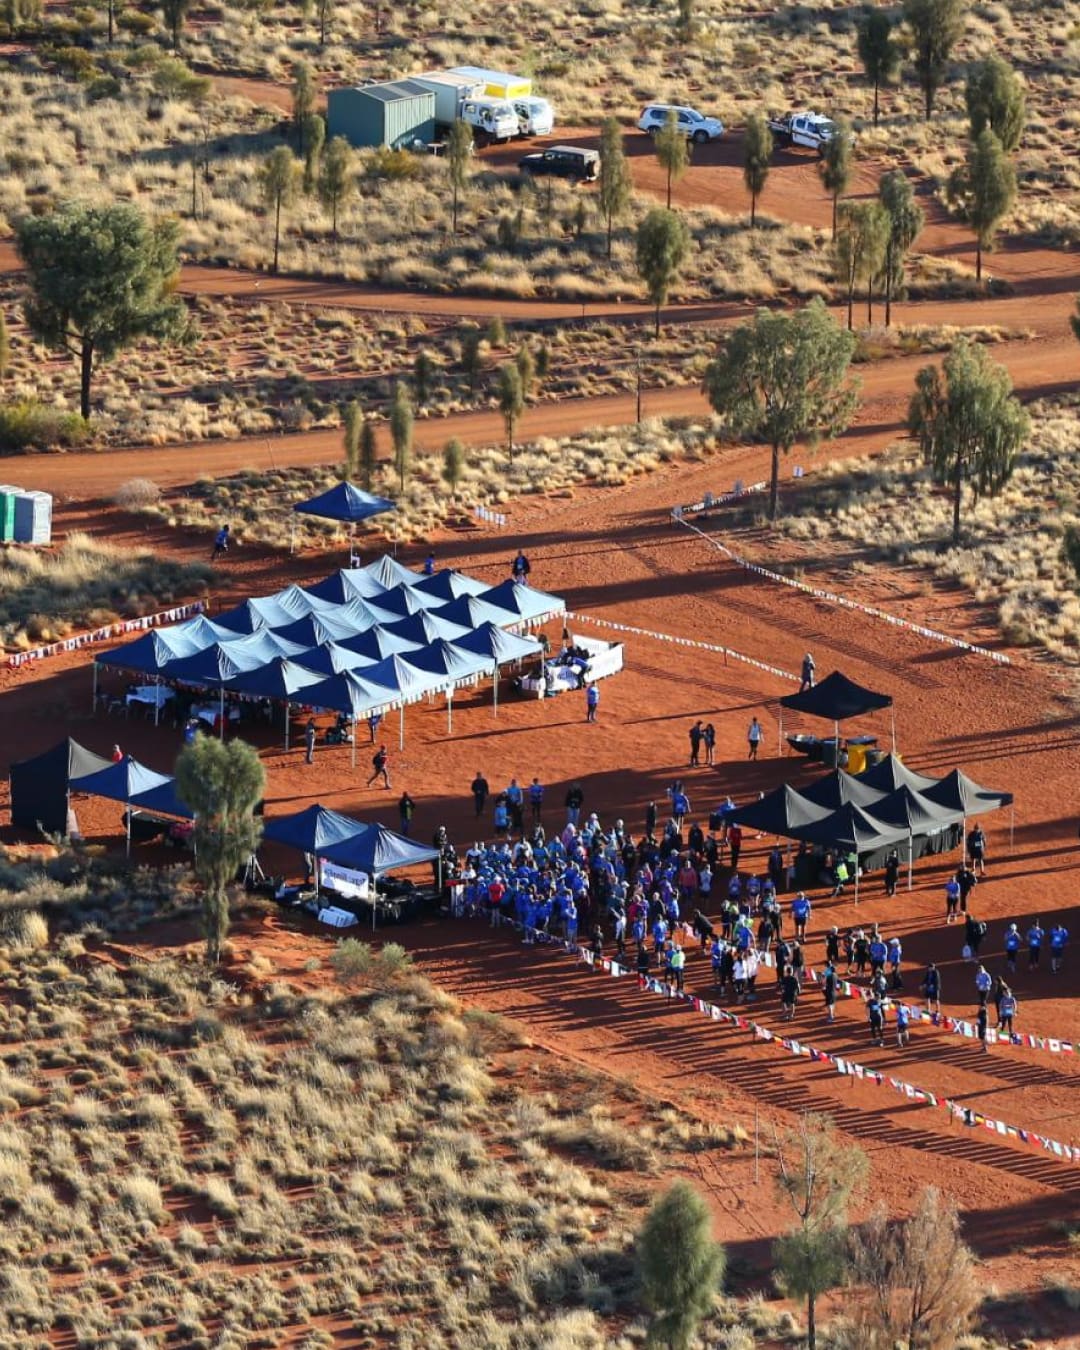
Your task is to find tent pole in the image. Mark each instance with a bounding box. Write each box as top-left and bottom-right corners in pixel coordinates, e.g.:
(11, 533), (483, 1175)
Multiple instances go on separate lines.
(446, 688), (452, 734)
(778, 707), (783, 756)
(854, 858), (859, 906)
(219, 687), (225, 741)
(399, 702), (405, 752)
(92, 663), (98, 714)
(907, 829), (913, 892)
(154, 675), (161, 727)
(285, 701), (290, 753)
(126, 800), (132, 859)
(351, 721), (357, 770)
(1009, 803), (1014, 849)
(372, 874), (378, 932)
(493, 664), (499, 718)
(890, 706), (897, 753)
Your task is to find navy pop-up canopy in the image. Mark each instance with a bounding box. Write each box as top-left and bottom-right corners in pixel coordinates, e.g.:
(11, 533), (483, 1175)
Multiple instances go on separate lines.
(412, 569), (489, 603)
(482, 578), (566, 627)
(10, 739), (112, 835)
(69, 754), (192, 854)
(293, 482), (396, 525)
(322, 821), (440, 874)
(263, 803), (368, 856)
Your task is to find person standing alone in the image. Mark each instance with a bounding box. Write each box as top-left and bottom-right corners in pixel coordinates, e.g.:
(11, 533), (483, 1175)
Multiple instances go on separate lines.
(211, 524), (230, 562)
(747, 717), (763, 760)
(368, 744), (390, 789)
(585, 683), (599, 723)
(304, 718), (316, 765)
(471, 770), (489, 818)
(800, 652), (815, 691)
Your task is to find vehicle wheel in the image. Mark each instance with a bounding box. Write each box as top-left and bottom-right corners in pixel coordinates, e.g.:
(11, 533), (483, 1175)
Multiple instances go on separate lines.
(693, 130), (708, 144)
(647, 127), (658, 139)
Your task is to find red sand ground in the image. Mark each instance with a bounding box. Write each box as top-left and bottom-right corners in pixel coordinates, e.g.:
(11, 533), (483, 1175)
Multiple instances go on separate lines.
(1, 122), (1079, 1324)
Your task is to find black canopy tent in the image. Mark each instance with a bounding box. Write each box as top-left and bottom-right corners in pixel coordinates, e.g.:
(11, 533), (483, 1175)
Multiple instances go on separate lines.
(730, 784), (832, 837)
(923, 767), (1016, 855)
(798, 769), (886, 812)
(789, 801), (909, 903)
(853, 751), (937, 795)
(870, 784), (964, 890)
(9, 739), (112, 836)
(778, 670), (895, 758)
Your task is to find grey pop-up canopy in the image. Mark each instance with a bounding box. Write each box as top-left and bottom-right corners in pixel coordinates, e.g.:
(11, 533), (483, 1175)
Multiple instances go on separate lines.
(799, 769), (886, 813)
(731, 784), (833, 836)
(780, 670), (893, 722)
(853, 751), (938, 795)
(9, 738), (112, 836)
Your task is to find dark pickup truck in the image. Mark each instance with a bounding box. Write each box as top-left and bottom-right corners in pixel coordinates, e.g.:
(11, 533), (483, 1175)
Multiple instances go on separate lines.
(518, 145), (599, 181)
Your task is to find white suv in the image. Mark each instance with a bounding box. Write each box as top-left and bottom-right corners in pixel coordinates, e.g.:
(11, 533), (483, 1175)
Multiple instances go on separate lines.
(637, 104), (724, 143)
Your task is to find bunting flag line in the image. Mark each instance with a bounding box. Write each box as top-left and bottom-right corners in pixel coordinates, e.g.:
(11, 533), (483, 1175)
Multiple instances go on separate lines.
(670, 481), (768, 519)
(673, 515), (1010, 665)
(490, 913), (1079, 1166)
(564, 612), (793, 682)
(6, 602), (205, 671)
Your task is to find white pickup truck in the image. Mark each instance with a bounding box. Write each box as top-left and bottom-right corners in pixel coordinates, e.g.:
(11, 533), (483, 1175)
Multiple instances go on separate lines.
(766, 112), (840, 154)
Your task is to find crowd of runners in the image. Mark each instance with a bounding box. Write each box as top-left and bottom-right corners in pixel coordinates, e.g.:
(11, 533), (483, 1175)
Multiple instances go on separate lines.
(454, 786), (1068, 1051)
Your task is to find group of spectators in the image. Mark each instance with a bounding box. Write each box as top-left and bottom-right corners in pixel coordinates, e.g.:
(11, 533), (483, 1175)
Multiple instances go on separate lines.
(450, 782), (1072, 1055)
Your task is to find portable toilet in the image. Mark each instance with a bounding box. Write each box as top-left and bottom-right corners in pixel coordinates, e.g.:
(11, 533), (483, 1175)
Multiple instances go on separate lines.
(0, 488), (16, 543)
(14, 490), (52, 545)
(327, 80), (437, 150)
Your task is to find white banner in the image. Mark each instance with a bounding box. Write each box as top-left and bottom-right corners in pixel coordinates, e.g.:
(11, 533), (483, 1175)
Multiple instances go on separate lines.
(7, 602), (205, 671)
(318, 859), (370, 901)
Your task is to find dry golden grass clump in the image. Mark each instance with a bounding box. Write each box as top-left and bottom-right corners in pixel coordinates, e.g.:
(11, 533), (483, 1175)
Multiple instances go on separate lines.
(143, 416), (714, 547)
(775, 395), (1080, 662)
(0, 532), (214, 650)
(0, 917), (776, 1347)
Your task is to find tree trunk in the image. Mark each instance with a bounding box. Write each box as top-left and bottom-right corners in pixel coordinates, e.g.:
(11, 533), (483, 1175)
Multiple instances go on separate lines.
(606, 211), (613, 259)
(873, 79), (879, 127)
(769, 443), (780, 521)
(107, 0), (114, 43)
(846, 284), (854, 331)
(666, 163), (672, 210)
(452, 181), (458, 234)
(924, 80), (933, 122)
(191, 153), (198, 219)
(884, 240), (894, 328)
(975, 237), (982, 282)
(654, 300), (661, 339)
(79, 338), (93, 421)
(332, 196), (339, 238)
(507, 418), (513, 463)
(273, 195), (282, 275)
(953, 454), (962, 544)
(831, 190), (837, 240)
(807, 1291), (817, 1350)
(750, 191), (757, 229)
(867, 272), (873, 326)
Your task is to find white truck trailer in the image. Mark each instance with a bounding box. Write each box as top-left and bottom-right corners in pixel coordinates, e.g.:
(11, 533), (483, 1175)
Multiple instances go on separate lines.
(411, 72), (520, 144)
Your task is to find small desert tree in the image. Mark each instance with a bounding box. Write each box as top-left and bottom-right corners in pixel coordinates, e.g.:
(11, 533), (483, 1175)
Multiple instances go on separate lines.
(654, 108), (689, 210)
(303, 113), (325, 195)
(442, 437), (465, 495)
(261, 146), (300, 276)
(460, 325), (483, 395)
(819, 118), (853, 238)
(598, 116), (631, 259)
(413, 349), (434, 407)
(497, 363), (524, 463)
(857, 9), (900, 126)
(17, 201), (187, 420)
(1072, 293), (1080, 346)
(319, 136), (354, 237)
(446, 118), (472, 234)
(743, 111), (773, 227)
(636, 208), (690, 338)
(5, 0), (42, 35)
(949, 127), (1016, 281)
(160, 0), (191, 50)
(293, 62), (316, 155)
(850, 1187), (980, 1350)
(834, 199), (890, 328)
(879, 169), (925, 327)
(704, 299), (859, 520)
(0, 307), (8, 386)
(515, 342), (535, 399)
(908, 339), (1030, 543)
(637, 1180), (725, 1350)
(315, 0), (334, 45)
(675, 0), (694, 42)
(175, 737), (265, 965)
(903, 0), (967, 120)
(965, 53), (1024, 151)
(359, 418), (377, 491)
(342, 399), (362, 480)
(389, 382), (413, 493)
(772, 1115), (867, 1350)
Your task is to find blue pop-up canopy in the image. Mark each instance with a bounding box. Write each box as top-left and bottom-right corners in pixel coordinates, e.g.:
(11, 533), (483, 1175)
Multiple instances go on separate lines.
(369, 582), (440, 618)
(385, 610), (471, 646)
(482, 578), (566, 626)
(263, 803), (368, 855)
(412, 569), (489, 603)
(95, 628), (201, 676)
(338, 624), (423, 663)
(293, 482), (396, 524)
(272, 606), (377, 649)
(435, 593), (519, 631)
(322, 821), (440, 875)
(303, 569), (393, 605)
(69, 754), (192, 854)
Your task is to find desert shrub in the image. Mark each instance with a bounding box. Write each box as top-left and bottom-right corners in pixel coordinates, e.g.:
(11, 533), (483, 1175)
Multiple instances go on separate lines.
(117, 9), (157, 34)
(365, 148), (423, 182)
(0, 401), (91, 454)
(113, 478), (163, 508)
(0, 908), (49, 952)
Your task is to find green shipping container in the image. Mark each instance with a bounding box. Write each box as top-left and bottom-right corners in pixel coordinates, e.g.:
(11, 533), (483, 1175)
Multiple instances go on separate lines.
(327, 80), (436, 151)
(0, 493), (15, 542)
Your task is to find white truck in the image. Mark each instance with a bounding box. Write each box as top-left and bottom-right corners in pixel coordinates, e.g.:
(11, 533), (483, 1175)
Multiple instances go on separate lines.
(448, 65), (554, 137)
(411, 72), (520, 145)
(766, 112), (840, 154)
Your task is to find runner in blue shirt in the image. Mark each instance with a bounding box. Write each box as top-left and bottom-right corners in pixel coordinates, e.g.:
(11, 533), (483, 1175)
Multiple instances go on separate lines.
(1003, 922), (1021, 973)
(1049, 923), (1068, 973)
(791, 892), (811, 941)
(887, 936), (903, 989)
(1027, 920), (1045, 969)
(895, 1002), (911, 1048)
(868, 934), (888, 974)
(944, 876), (961, 924)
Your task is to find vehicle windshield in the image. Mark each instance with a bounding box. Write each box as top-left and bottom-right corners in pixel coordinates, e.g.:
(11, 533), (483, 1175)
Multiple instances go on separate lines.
(684, 110), (704, 122)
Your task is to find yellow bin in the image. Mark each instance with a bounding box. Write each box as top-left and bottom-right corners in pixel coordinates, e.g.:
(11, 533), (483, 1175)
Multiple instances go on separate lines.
(846, 743), (868, 775)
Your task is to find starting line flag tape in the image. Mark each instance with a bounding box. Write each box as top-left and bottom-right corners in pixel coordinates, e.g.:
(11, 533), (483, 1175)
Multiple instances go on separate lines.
(565, 611), (794, 683)
(491, 912), (1078, 1165)
(7, 602), (205, 670)
(673, 511), (1010, 666)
